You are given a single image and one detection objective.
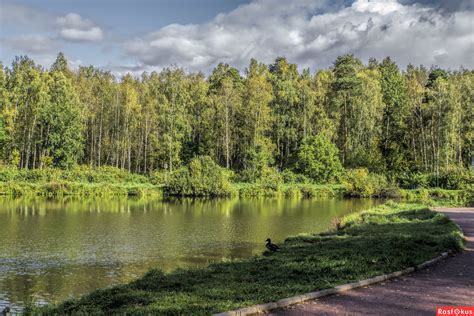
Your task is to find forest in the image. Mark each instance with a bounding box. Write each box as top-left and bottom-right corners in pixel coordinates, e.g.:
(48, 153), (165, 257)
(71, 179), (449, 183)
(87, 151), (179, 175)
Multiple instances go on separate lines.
(0, 53), (472, 191)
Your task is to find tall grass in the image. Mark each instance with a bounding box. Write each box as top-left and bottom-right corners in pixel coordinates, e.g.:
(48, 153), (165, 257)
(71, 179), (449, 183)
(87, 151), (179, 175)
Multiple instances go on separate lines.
(0, 166), (161, 197)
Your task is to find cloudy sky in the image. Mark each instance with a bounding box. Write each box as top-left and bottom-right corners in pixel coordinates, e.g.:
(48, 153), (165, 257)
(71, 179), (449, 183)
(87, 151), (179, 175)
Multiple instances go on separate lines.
(1, 0), (473, 75)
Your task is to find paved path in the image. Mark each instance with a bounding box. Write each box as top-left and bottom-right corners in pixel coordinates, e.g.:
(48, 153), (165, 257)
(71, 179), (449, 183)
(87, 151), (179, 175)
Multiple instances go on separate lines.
(269, 208), (474, 315)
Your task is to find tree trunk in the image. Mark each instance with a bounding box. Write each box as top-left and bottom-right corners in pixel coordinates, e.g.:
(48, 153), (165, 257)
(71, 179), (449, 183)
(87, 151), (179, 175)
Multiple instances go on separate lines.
(98, 102), (103, 167)
(225, 99), (230, 169)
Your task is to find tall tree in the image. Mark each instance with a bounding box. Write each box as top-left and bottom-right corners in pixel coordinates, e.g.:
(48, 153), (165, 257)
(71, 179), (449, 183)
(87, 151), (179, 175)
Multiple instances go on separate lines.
(50, 52), (74, 78)
(209, 63), (242, 169)
(312, 70), (335, 139)
(405, 64), (429, 171)
(456, 71), (474, 167)
(426, 76), (462, 178)
(157, 68), (191, 171)
(330, 54), (363, 166)
(0, 63), (8, 163)
(240, 59), (274, 172)
(269, 57), (300, 168)
(183, 72), (212, 162)
(6, 56), (49, 168)
(41, 71), (83, 168)
(379, 57), (409, 173)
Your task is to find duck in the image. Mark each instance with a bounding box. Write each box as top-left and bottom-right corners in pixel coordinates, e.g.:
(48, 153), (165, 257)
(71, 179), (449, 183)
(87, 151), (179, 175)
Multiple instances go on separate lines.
(1, 306), (10, 316)
(265, 238), (280, 252)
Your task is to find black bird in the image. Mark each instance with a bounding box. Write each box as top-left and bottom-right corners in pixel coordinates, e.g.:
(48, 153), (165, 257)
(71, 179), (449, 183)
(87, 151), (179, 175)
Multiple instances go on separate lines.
(1, 306), (10, 316)
(265, 238), (280, 252)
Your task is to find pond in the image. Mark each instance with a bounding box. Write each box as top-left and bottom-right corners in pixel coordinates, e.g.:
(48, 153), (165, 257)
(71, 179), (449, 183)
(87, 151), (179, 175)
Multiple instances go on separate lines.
(0, 196), (384, 311)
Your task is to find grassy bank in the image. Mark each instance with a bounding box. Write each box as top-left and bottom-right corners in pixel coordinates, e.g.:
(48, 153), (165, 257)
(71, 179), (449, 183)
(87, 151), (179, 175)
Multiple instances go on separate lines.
(31, 202), (463, 315)
(0, 166), (162, 197)
(0, 181), (162, 197)
(1, 166), (471, 203)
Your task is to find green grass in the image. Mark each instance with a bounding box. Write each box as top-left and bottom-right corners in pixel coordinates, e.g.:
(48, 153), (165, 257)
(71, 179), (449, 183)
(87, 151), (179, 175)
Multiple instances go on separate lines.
(0, 166), (163, 197)
(31, 202), (464, 315)
(0, 181), (162, 197)
(0, 166), (149, 183)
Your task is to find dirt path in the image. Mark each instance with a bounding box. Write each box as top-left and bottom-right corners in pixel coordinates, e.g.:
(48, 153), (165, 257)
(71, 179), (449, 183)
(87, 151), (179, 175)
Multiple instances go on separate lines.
(269, 208), (474, 315)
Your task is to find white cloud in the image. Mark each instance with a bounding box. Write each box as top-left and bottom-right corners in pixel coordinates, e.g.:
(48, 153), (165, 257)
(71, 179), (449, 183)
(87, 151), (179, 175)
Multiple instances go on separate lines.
(59, 27), (103, 42)
(124, 0), (474, 73)
(352, 0), (403, 14)
(57, 13), (95, 29)
(57, 13), (104, 42)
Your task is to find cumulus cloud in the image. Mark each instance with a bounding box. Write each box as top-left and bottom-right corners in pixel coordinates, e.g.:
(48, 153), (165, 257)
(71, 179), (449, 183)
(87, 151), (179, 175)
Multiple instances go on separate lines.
(57, 13), (104, 42)
(400, 0), (474, 13)
(124, 0), (474, 73)
(59, 27), (104, 42)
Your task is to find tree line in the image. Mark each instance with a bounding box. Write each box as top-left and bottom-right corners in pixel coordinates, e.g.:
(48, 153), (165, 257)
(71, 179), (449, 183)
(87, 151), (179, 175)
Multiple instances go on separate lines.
(0, 53), (472, 182)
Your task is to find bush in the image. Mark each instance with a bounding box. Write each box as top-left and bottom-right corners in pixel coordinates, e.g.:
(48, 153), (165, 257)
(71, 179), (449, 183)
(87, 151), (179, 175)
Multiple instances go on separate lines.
(163, 156), (233, 197)
(397, 172), (429, 189)
(398, 167), (472, 190)
(239, 141), (275, 183)
(401, 188), (470, 206)
(281, 169), (311, 184)
(149, 170), (170, 185)
(428, 167), (472, 190)
(0, 167), (21, 182)
(296, 135), (343, 183)
(257, 166), (282, 191)
(343, 168), (395, 197)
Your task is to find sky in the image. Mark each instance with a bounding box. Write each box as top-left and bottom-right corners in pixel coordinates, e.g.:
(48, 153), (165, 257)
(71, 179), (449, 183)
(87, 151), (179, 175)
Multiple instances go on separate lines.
(1, 0), (473, 76)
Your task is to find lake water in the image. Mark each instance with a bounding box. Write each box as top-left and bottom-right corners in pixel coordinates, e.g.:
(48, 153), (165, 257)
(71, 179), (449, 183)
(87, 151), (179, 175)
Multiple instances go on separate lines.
(0, 196), (383, 311)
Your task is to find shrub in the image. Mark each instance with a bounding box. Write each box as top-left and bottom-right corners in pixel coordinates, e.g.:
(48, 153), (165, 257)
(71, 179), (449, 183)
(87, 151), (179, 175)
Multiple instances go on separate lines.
(283, 186), (301, 198)
(239, 140), (275, 183)
(401, 188), (470, 206)
(237, 167), (283, 197)
(428, 167), (472, 190)
(299, 185), (318, 198)
(296, 135), (343, 183)
(149, 170), (170, 185)
(281, 169), (311, 184)
(0, 167), (20, 182)
(343, 168), (392, 197)
(163, 156), (233, 197)
(257, 166), (282, 191)
(397, 172), (429, 189)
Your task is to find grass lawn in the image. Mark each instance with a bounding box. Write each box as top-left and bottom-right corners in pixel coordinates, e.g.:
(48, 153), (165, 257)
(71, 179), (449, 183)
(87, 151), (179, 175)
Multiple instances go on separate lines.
(32, 202), (464, 315)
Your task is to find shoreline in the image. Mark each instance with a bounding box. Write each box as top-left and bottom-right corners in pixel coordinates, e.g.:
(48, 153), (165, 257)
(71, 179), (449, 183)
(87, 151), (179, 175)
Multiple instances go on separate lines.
(28, 202), (464, 315)
(0, 180), (470, 207)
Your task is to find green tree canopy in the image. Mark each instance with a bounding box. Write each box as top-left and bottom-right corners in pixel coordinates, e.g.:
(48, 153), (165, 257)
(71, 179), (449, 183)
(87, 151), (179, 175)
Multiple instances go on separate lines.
(42, 71), (83, 168)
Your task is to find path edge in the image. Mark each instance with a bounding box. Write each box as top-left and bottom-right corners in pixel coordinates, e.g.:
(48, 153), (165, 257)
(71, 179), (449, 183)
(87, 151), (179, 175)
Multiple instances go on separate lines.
(214, 252), (450, 316)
